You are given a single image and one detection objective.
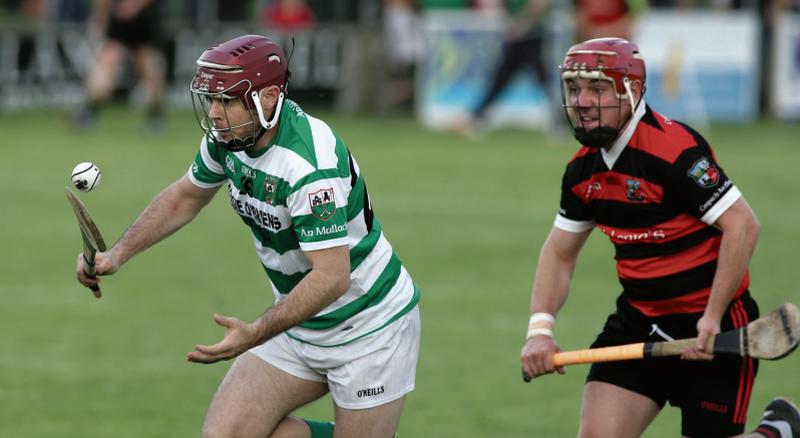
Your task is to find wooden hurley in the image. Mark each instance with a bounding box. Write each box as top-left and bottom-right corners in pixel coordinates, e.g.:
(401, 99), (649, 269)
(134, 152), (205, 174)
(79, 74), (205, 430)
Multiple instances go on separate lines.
(523, 303), (800, 382)
(65, 188), (107, 298)
(553, 302), (800, 366)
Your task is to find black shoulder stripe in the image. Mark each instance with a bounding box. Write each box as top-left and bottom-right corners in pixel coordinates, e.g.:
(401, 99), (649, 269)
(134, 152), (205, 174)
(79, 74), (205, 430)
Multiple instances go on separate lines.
(347, 149), (373, 232)
(567, 150), (599, 169)
(640, 105), (664, 132)
(363, 185), (374, 233)
(347, 150), (358, 188)
(675, 121), (711, 153)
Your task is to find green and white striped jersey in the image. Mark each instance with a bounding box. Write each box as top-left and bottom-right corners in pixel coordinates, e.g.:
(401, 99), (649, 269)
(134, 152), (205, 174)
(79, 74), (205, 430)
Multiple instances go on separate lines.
(187, 100), (419, 347)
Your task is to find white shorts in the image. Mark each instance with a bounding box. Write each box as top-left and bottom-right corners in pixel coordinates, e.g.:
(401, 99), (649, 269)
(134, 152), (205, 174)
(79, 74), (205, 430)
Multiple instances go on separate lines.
(249, 306), (420, 409)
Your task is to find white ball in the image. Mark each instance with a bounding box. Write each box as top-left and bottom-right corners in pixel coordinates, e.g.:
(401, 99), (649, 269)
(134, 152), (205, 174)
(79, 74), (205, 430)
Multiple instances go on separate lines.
(71, 162), (102, 192)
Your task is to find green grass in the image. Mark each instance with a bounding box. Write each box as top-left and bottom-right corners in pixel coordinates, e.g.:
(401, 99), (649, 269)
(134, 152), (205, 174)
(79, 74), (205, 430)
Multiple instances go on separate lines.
(1, 106), (798, 437)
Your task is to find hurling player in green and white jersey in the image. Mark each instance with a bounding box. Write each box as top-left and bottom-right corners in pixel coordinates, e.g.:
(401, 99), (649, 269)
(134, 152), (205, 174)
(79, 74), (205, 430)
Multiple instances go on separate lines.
(75, 35), (420, 438)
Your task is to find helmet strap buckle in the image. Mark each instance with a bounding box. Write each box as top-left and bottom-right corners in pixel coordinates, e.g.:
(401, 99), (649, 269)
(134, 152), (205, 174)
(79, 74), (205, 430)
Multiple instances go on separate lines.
(252, 90), (284, 130)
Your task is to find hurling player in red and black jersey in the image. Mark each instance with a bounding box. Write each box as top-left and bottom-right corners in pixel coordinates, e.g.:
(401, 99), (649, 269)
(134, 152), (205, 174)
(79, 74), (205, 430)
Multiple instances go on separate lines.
(519, 38), (798, 438)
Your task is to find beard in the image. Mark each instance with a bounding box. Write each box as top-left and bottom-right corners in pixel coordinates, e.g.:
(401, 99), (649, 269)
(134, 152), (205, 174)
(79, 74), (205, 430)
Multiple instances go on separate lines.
(572, 126), (619, 149)
(214, 125), (267, 152)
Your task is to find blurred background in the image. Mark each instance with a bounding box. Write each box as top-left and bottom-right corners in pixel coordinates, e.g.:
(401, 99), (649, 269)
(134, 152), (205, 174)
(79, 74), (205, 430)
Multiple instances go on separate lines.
(1, 0), (799, 437)
(2, 0), (799, 126)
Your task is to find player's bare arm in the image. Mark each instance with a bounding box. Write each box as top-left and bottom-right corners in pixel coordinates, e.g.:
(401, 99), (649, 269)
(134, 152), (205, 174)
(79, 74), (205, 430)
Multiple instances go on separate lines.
(187, 245), (351, 364)
(76, 175), (218, 288)
(685, 197), (760, 360)
(521, 226), (592, 379)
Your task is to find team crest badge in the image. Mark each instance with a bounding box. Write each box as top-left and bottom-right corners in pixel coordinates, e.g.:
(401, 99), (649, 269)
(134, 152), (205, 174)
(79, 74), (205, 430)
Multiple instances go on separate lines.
(687, 158), (719, 188)
(308, 188), (336, 220)
(264, 176), (276, 205)
(626, 179), (644, 201)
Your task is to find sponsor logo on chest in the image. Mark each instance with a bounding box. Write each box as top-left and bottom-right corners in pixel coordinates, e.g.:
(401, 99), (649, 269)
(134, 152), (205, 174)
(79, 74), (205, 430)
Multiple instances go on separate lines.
(228, 185), (283, 231)
(599, 226), (666, 242)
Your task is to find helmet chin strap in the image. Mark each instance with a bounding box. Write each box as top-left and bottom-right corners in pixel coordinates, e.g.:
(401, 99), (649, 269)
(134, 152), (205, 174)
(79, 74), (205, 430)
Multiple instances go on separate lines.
(623, 78), (637, 114)
(213, 90), (282, 152)
(251, 90), (285, 130)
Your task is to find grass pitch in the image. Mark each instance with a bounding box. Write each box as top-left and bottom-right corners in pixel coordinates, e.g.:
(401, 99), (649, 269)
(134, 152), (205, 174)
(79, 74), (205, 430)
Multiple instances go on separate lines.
(1, 106), (798, 437)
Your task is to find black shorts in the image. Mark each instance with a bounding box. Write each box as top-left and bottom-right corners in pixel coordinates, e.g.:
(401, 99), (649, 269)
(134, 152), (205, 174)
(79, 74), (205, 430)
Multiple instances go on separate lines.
(106, 2), (161, 49)
(586, 292), (759, 437)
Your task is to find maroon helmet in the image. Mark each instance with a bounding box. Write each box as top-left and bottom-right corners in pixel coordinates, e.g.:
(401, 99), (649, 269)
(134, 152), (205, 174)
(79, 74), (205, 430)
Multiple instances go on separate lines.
(559, 38), (646, 148)
(190, 35), (290, 151)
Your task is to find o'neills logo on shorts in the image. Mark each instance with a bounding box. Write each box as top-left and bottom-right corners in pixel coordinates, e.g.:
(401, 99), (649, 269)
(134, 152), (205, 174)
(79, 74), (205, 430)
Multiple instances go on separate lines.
(357, 386), (385, 398)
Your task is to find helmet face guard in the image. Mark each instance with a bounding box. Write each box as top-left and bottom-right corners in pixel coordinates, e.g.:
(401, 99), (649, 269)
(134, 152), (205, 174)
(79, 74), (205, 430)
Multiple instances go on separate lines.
(191, 78), (262, 152)
(559, 67), (630, 149)
(189, 35), (289, 152)
(559, 38), (646, 149)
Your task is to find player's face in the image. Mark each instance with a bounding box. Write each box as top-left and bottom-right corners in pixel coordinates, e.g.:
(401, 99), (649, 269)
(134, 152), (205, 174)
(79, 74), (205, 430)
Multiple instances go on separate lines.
(563, 78), (631, 133)
(205, 97), (256, 142)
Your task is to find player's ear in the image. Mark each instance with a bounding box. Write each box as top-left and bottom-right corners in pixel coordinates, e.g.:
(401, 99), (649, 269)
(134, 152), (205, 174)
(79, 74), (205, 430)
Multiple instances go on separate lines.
(632, 80), (644, 100)
(259, 86), (281, 111)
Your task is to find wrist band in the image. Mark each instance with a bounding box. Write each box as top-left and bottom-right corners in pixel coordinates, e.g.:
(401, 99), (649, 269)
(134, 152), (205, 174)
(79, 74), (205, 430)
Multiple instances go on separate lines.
(528, 312), (555, 327)
(526, 327), (553, 340)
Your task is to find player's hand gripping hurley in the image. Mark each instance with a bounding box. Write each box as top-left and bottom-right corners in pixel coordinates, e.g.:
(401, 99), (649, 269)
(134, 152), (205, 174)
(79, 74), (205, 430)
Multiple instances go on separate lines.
(523, 303), (800, 382)
(65, 188), (107, 298)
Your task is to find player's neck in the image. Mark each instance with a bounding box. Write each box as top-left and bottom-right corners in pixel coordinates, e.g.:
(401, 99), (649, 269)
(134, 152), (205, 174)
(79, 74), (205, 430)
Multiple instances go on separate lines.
(604, 111), (638, 150)
(250, 122), (280, 153)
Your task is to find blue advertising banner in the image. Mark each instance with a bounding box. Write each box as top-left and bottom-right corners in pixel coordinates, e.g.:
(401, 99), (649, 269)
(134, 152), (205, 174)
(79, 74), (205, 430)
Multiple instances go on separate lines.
(634, 12), (760, 123)
(417, 11), (561, 130)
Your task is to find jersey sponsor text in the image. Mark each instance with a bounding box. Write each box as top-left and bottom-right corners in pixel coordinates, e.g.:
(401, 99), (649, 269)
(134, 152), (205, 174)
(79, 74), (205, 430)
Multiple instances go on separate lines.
(300, 223), (347, 238)
(229, 194), (282, 231)
(599, 226), (666, 242)
(699, 179), (733, 213)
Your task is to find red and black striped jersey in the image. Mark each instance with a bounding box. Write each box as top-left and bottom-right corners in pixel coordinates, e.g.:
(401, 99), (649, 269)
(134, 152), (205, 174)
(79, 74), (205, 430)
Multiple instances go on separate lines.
(555, 103), (747, 317)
